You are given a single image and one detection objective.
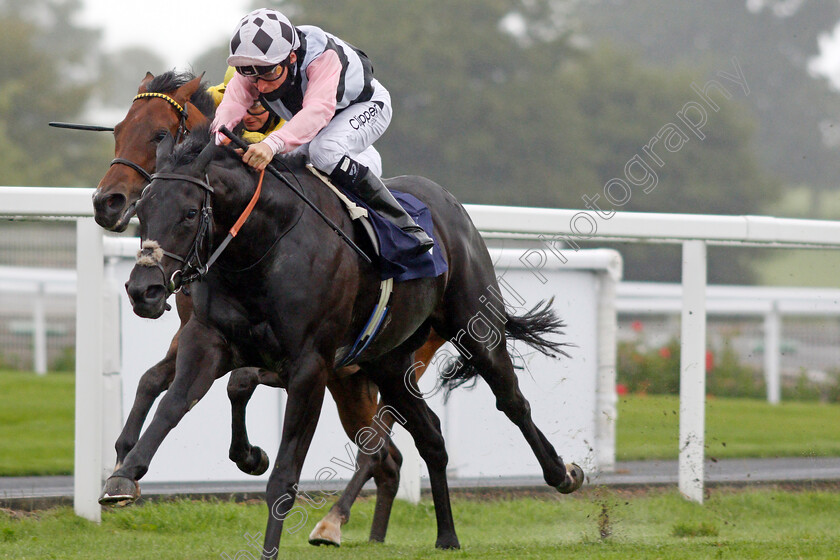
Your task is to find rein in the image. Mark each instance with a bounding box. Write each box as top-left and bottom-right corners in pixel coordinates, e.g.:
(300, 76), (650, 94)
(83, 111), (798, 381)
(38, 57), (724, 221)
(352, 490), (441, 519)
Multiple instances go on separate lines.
(138, 169), (266, 295)
(219, 126), (372, 264)
(109, 93), (193, 185)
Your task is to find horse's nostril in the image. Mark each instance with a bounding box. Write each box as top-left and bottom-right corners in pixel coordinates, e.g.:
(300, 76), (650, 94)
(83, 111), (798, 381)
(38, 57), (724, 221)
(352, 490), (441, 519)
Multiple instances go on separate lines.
(106, 194), (125, 210)
(144, 285), (166, 302)
(94, 192), (126, 214)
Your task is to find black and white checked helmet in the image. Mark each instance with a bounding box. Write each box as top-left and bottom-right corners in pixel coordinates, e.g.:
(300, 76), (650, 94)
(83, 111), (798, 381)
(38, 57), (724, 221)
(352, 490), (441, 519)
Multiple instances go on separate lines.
(227, 9), (299, 68)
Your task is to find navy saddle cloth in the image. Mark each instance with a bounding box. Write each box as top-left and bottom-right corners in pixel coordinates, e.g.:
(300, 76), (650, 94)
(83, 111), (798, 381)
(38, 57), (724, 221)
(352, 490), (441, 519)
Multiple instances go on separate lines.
(337, 188), (448, 282)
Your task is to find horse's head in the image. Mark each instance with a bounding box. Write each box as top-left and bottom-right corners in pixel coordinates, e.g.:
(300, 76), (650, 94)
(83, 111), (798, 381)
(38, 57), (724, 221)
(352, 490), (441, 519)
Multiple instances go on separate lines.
(126, 130), (223, 318)
(93, 71), (212, 232)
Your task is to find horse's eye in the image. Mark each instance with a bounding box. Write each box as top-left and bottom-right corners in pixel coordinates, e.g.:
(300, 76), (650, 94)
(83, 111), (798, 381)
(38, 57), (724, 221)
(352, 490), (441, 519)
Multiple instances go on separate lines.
(153, 130), (168, 143)
(186, 209), (198, 220)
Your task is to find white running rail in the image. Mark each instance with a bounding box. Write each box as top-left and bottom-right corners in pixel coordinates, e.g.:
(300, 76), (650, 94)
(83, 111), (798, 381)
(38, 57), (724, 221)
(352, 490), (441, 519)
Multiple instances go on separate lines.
(5, 186), (840, 509)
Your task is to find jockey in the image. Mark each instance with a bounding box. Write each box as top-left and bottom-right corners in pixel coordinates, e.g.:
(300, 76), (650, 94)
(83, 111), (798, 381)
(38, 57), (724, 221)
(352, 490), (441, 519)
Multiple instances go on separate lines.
(208, 67), (284, 143)
(211, 8), (434, 256)
(241, 99), (283, 141)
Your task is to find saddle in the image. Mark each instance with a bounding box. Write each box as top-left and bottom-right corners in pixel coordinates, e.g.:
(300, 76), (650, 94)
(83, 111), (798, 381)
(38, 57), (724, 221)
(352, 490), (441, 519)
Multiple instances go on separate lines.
(307, 165), (447, 368)
(306, 165), (447, 282)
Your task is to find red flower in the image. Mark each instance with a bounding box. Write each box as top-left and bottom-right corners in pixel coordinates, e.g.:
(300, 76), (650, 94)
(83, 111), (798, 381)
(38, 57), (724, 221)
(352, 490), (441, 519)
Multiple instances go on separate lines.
(659, 347), (671, 359)
(631, 321), (643, 333)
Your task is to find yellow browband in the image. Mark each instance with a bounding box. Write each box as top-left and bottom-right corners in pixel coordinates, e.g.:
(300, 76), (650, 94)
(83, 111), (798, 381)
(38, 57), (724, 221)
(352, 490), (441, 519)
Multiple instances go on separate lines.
(133, 92), (187, 116)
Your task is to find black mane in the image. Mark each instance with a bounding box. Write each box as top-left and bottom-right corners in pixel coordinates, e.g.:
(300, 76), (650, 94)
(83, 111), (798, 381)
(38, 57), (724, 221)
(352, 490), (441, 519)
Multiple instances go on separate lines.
(146, 70), (216, 118)
(167, 125), (217, 168)
(268, 151), (309, 172)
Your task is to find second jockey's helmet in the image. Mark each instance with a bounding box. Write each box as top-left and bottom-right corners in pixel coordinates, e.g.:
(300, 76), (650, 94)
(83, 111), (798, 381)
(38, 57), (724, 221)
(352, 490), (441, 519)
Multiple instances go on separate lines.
(227, 9), (299, 70)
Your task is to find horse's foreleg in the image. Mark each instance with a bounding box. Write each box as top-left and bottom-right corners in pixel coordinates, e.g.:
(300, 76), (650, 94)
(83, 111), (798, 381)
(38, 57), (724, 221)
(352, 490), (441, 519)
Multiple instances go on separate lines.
(113, 292), (192, 470)
(113, 328), (179, 469)
(368, 354), (459, 550)
(227, 368), (284, 475)
(100, 319), (231, 505)
(368, 331), (444, 543)
(261, 355), (327, 560)
(308, 373), (382, 547)
(309, 331), (445, 546)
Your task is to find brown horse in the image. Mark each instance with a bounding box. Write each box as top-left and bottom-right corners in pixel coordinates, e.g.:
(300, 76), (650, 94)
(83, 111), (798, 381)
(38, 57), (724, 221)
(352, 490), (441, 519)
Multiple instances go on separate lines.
(92, 70), (448, 545)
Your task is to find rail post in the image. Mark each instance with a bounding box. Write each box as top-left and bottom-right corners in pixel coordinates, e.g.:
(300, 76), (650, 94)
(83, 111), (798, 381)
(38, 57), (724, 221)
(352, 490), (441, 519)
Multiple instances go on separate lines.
(763, 303), (782, 405)
(679, 240), (707, 503)
(74, 218), (104, 522)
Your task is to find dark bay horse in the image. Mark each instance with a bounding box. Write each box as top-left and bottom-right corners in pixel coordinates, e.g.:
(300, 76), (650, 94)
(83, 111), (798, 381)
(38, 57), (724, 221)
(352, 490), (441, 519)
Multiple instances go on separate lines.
(92, 70), (453, 545)
(110, 129), (583, 558)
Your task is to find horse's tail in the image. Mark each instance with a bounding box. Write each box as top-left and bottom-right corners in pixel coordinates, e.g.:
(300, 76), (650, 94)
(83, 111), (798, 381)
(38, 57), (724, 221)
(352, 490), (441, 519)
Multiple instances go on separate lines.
(440, 298), (571, 393)
(504, 298), (571, 359)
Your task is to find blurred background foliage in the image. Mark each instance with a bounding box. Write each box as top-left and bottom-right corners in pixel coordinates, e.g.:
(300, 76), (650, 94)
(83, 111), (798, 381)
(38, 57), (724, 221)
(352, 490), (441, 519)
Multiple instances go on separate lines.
(7, 0), (840, 282)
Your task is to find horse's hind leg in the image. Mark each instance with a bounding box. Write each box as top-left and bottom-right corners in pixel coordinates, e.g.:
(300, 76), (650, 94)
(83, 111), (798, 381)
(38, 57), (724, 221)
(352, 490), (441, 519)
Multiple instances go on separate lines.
(367, 407), (403, 543)
(367, 331), (445, 543)
(482, 350), (583, 492)
(227, 368), (283, 476)
(436, 315), (583, 494)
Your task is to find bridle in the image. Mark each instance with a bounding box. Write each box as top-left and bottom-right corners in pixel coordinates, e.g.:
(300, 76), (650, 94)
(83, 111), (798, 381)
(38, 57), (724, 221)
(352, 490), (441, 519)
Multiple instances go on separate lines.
(137, 169), (265, 296)
(109, 92), (193, 185)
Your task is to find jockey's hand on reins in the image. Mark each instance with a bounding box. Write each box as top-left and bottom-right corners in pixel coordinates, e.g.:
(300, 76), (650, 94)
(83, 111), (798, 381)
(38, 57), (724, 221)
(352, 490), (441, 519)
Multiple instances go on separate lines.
(240, 142), (274, 171)
(218, 126), (373, 264)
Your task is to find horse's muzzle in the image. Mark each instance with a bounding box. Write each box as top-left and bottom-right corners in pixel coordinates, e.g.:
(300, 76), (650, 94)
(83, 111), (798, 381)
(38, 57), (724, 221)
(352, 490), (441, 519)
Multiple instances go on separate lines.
(126, 267), (168, 319)
(93, 190), (129, 231)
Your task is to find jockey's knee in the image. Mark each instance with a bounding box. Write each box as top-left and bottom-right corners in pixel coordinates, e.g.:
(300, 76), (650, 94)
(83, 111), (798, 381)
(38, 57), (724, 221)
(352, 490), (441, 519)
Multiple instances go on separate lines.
(355, 147), (382, 177)
(308, 137), (346, 174)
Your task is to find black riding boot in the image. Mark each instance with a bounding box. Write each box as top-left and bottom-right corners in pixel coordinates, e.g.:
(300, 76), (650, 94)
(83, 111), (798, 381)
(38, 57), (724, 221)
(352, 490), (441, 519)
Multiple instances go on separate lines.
(330, 155), (434, 256)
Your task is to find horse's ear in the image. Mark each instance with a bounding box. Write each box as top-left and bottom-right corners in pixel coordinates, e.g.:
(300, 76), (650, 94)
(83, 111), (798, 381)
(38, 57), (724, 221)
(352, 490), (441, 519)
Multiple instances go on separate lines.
(175, 73), (206, 105)
(191, 139), (217, 173)
(137, 72), (155, 94)
(155, 132), (176, 164)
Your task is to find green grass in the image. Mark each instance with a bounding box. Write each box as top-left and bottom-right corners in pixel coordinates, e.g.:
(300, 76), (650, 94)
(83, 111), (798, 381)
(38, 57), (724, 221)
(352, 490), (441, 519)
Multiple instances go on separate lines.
(0, 371), (74, 476)
(616, 394), (840, 461)
(2, 489), (840, 559)
(3, 371), (840, 475)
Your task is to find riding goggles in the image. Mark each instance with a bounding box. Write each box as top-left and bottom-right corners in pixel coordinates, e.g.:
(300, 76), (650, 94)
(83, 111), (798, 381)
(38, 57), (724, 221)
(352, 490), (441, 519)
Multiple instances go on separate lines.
(235, 63), (286, 83)
(246, 106), (268, 116)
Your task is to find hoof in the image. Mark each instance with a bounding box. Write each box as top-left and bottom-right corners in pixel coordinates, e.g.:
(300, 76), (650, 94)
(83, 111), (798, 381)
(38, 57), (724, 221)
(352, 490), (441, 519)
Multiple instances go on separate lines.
(236, 447), (269, 476)
(435, 536), (461, 550)
(308, 516), (341, 547)
(99, 476), (140, 506)
(556, 463), (585, 494)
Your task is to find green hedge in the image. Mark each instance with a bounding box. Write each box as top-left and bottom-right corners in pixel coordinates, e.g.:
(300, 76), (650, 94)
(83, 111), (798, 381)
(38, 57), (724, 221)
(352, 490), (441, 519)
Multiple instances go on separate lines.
(617, 335), (840, 401)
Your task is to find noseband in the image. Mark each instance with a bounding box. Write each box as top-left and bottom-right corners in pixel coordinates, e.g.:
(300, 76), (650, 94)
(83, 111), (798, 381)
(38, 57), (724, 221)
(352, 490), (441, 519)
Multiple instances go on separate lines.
(140, 172), (215, 295)
(137, 169), (266, 297)
(109, 93), (192, 185)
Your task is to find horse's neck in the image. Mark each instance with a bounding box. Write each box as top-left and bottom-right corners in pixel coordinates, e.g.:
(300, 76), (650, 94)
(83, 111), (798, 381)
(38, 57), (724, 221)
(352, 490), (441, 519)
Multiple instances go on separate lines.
(210, 170), (305, 271)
